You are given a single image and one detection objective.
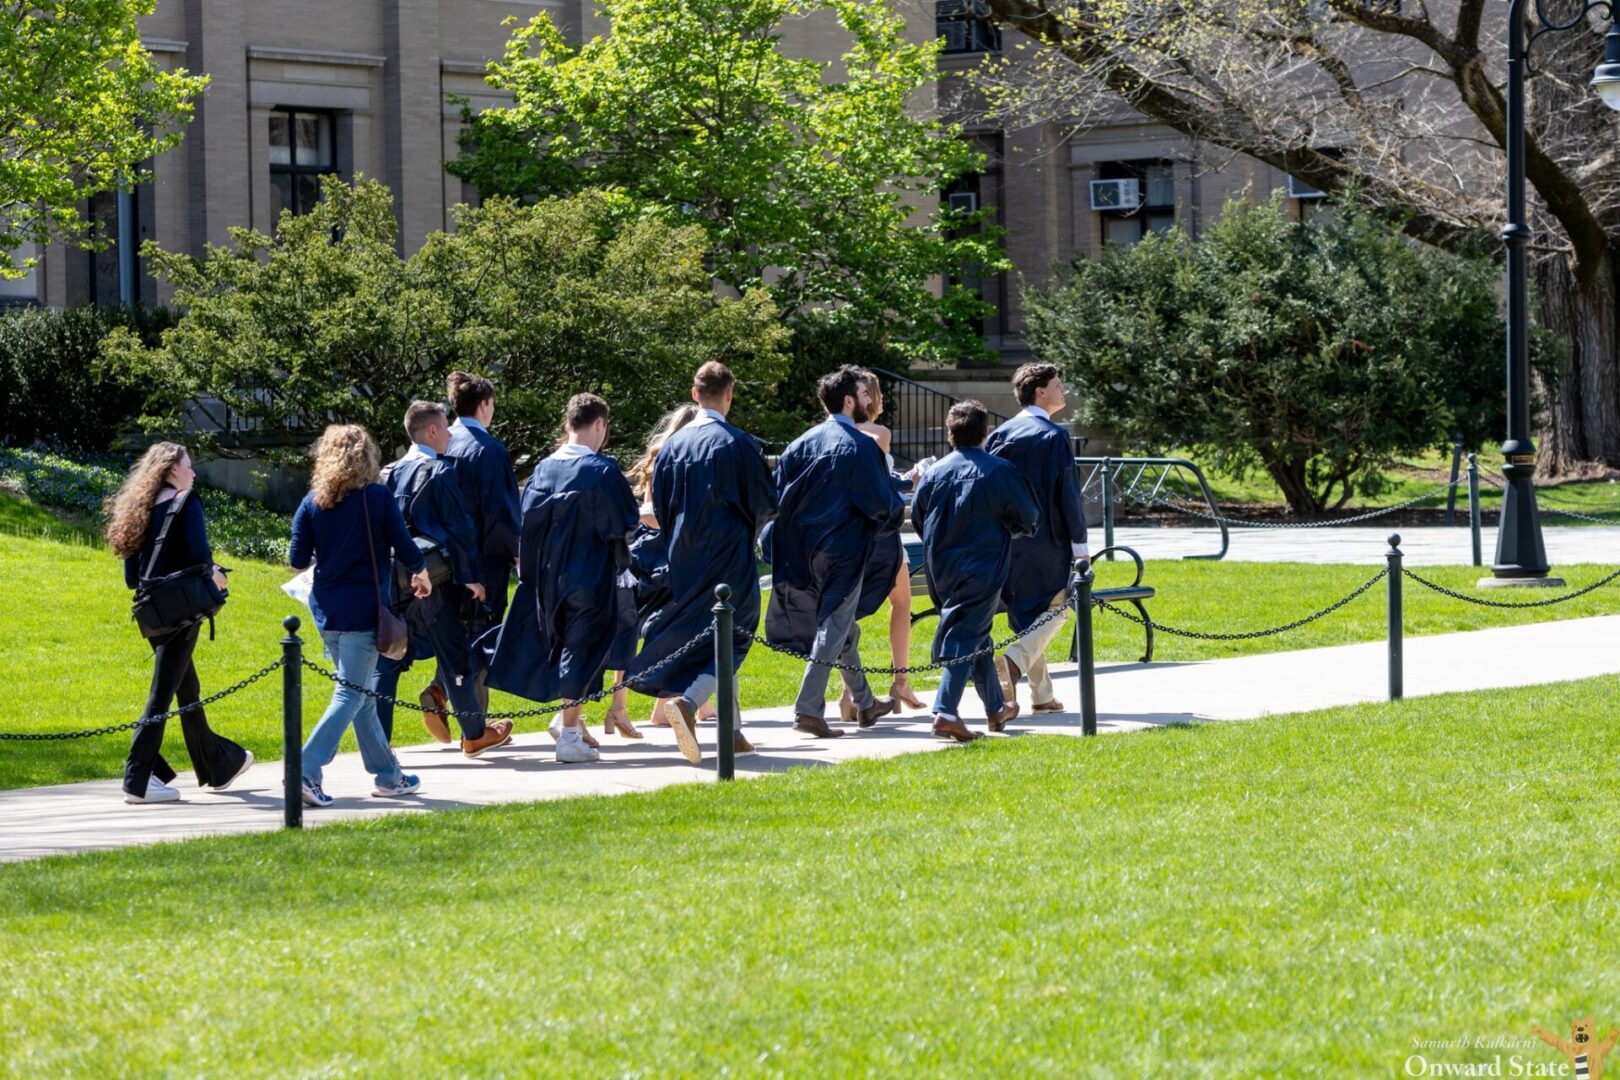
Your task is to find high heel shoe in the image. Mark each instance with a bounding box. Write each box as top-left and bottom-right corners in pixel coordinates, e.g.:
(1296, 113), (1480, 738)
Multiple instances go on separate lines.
(889, 679), (926, 711)
(604, 704), (643, 739)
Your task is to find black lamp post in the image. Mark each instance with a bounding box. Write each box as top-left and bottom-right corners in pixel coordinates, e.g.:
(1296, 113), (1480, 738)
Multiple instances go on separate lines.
(1493, 1), (1620, 582)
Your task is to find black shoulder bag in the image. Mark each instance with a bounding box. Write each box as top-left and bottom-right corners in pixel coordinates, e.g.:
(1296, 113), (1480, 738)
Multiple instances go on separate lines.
(130, 490), (228, 640)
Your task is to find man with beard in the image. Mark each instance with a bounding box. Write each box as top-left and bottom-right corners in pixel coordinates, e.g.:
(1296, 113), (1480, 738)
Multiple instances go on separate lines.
(911, 400), (1041, 742)
(629, 362), (778, 764)
(485, 393), (640, 764)
(985, 362), (1089, 713)
(764, 365), (905, 739)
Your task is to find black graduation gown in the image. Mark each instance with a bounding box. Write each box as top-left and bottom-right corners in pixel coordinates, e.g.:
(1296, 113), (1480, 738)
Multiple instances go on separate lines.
(485, 450), (640, 703)
(628, 414), (778, 697)
(985, 410), (1087, 632)
(909, 448), (1041, 661)
(763, 418), (904, 652)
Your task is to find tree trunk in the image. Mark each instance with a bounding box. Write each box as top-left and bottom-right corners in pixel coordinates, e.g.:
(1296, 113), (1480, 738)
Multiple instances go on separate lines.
(1262, 452), (1321, 516)
(1534, 252), (1620, 477)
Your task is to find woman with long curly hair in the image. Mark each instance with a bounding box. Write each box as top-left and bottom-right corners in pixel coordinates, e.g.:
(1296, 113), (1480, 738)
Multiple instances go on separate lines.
(107, 442), (251, 804)
(288, 424), (431, 806)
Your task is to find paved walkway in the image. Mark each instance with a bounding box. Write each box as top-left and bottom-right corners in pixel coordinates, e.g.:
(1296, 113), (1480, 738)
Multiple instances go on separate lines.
(4, 615), (1617, 864)
(1068, 523), (1613, 566)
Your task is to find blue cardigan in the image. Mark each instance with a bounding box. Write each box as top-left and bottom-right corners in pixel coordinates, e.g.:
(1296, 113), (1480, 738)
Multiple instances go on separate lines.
(290, 483), (425, 633)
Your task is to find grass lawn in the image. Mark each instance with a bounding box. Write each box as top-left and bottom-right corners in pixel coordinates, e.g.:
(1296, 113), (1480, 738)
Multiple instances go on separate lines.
(3, 675), (1617, 1075)
(3, 518), (1617, 790)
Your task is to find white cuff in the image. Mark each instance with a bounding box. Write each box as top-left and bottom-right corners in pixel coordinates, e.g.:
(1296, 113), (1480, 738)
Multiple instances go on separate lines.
(1072, 542), (1091, 560)
(616, 569), (637, 589)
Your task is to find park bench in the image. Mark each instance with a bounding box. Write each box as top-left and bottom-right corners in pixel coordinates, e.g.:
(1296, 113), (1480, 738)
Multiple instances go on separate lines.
(902, 541), (1158, 663)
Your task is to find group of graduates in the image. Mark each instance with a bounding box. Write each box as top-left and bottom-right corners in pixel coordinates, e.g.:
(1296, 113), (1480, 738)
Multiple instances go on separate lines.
(377, 359), (1089, 767)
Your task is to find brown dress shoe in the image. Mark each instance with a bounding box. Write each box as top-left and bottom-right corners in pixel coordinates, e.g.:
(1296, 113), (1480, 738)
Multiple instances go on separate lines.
(987, 702), (1021, 733)
(733, 731), (756, 756)
(461, 719), (514, 758)
(1032, 699), (1065, 714)
(420, 684), (452, 744)
(931, 716), (983, 742)
(855, 696), (897, 729)
(663, 698), (703, 764)
(793, 714), (845, 739)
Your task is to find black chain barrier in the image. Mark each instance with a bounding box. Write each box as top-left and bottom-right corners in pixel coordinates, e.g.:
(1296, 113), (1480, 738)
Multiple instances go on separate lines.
(1132, 480), (1463, 530)
(1402, 566), (1620, 609)
(1094, 569), (1389, 641)
(299, 625), (716, 723)
(742, 597), (1074, 675)
(0, 658), (286, 741)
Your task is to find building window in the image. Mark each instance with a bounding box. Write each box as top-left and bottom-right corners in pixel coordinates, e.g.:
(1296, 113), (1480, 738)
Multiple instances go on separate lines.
(937, 0), (1000, 54)
(0, 241), (37, 305)
(1096, 161), (1175, 247)
(269, 109), (338, 219)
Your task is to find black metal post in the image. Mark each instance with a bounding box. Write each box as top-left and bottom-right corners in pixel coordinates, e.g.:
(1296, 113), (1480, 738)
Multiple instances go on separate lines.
(1101, 457), (1115, 561)
(1468, 454), (1483, 568)
(1072, 560), (1097, 736)
(1444, 439), (1463, 526)
(281, 615), (303, 829)
(712, 585), (736, 781)
(1386, 536), (1403, 701)
(1493, 0), (1552, 580)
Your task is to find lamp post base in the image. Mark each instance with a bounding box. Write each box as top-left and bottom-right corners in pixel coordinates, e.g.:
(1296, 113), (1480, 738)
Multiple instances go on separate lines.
(1477, 575), (1566, 589)
(1490, 457), (1553, 582)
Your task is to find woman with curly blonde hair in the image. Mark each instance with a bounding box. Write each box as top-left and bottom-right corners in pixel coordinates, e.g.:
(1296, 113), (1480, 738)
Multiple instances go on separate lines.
(289, 424), (431, 806)
(107, 442), (251, 804)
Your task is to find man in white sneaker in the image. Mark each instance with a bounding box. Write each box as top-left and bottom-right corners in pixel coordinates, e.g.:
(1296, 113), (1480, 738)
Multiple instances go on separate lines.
(486, 394), (640, 764)
(985, 363), (1089, 714)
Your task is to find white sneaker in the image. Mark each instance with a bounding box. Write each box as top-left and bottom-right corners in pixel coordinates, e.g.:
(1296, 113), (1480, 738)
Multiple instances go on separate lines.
(301, 781), (334, 808)
(555, 729), (600, 764)
(547, 713), (563, 742)
(373, 774), (422, 798)
(209, 750), (254, 791)
(124, 777), (180, 804)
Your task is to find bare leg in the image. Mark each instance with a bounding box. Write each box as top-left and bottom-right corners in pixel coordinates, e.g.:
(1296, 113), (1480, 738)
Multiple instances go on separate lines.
(604, 675), (641, 738)
(887, 562), (925, 710)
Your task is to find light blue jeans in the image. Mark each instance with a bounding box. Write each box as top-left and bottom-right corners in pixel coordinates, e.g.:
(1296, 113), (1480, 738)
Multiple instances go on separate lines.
(302, 629), (403, 789)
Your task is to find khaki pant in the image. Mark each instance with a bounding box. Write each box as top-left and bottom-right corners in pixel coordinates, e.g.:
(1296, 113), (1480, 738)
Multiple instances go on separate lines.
(1002, 593), (1070, 706)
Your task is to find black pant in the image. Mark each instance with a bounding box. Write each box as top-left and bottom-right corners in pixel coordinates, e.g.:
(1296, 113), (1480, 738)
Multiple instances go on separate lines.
(123, 624), (248, 796)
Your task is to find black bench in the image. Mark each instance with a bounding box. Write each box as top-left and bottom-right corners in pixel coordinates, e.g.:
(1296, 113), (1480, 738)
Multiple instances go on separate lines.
(902, 542), (1157, 662)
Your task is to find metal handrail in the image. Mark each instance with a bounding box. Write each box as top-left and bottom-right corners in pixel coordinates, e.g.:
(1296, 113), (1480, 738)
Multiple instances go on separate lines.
(1077, 455), (1229, 561)
(870, 366), (1012, 467)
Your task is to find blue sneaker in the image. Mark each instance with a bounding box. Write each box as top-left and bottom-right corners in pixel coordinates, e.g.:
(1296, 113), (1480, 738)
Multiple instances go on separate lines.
(301, 781), (333, 808)
(373, 774), (421, 798)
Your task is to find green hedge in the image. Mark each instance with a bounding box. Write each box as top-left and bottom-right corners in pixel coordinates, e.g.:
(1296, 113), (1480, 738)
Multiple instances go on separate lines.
(0, 447), (292, 562)
(0, 304), (173, 452)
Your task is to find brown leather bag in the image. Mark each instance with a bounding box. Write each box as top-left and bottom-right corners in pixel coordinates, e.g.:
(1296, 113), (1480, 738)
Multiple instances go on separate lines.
(361, 487), (411, 661)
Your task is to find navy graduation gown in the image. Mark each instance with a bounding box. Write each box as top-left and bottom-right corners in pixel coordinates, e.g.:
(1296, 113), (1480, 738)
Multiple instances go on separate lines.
(763, 418), (904, 651)
(629, 414), (778, 697)
(910, 448), (1041, 661)
(854, 471), (914, 620)
(446, 420), (522, 568)
(985, 410), (1087, 631)
(485, 450), (640, 703)
(382, 453), (484, 587)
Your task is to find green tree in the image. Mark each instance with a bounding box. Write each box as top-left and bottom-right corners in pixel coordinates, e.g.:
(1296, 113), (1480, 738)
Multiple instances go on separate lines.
(0, 0), (206, 275)
(104, 179), (789, 463)
(449, 0), (1004, 360)
(1024, 197), (1517, 515)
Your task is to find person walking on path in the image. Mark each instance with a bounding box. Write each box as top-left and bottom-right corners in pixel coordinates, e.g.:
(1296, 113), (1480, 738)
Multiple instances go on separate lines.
(764, 366), (905, 739)
(628, 362), (778, 764)
(985, 363), (1089, 714)
(288, 425), (430, 806)
(374, 402), (513, 758)
(486, 394), (640, 764)
(911, 402), (1041, 742)
(107, 443), (253, 804)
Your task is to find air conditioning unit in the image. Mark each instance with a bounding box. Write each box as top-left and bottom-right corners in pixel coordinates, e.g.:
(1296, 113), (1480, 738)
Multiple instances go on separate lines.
(947, 191), (979, 215)
(1089, 178), (1141, 211)
(1287, 174), (1326, 200)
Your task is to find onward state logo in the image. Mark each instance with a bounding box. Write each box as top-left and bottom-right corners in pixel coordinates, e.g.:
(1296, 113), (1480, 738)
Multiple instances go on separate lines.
(1405, 1018), (1619, 1078)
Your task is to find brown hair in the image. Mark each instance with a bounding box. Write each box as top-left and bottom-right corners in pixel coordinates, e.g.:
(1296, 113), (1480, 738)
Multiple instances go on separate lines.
(693, 361), (735, 405)
(946, 400), (989, 449)
(565, 392), (610, 431)
(816, 365), (866, 415)
(628, 404), (699, 500)
(104, 442), (189, 558)
(447, 371), (495, 417)
(404, 400), (449, 443)
(309, 424), (381, 510)
(1012, 362), (1060, 408)
(857, 369), (884, 422)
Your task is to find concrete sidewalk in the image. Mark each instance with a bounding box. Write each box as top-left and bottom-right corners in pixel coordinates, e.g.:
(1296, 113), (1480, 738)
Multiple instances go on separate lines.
(3, 614), (1616, 864)
(1096, 523), (1615, 566)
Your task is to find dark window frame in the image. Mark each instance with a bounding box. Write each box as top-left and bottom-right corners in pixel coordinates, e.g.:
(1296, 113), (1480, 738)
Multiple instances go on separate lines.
(269, 107), (339, 219)
(937, 0), (1000, 54)
(1096, 160), (1176, 246)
